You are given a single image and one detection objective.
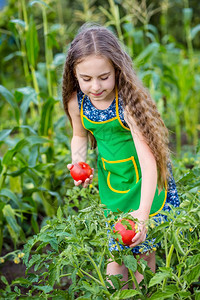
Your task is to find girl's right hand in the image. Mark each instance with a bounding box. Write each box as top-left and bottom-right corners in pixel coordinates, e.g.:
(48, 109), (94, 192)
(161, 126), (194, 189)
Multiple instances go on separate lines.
(67, 164), (94, 188)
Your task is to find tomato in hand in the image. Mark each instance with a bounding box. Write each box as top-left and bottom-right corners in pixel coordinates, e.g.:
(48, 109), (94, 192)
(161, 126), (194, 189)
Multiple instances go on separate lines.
(114, 219), (136, 246)
(70, 162), (92, 182)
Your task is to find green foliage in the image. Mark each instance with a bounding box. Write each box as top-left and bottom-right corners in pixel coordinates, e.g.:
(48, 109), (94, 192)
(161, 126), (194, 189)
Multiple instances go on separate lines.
(1, 173), (199, 298)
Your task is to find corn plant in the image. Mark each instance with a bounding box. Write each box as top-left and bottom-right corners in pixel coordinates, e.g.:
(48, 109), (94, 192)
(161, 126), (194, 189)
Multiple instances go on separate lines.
(99, 0), (128, 43)
(74, 0), (103, 24)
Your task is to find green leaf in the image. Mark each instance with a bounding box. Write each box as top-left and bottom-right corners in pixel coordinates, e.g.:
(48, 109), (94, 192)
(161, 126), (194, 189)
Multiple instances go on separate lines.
(2, 204), (21, 236)
(191, 24), (200, 40)
(0, 202), (6, 211)
(148, 270), (172, 288)
(150, 285), (178, 300)
(28, 145), (38, 167)
(57, 206), (63, 221)
(39, 98), (56, 136)
(0, 275), (9, 286)
(10, 19), (26, 28)
(3, 139), (29, 165)
(122, 255), (137, 272)
(178, 291), (192, 298)
(0, 85), (20, 123)
(49, 238), (58, 251)
(120, 219), (132, 230)
(184, 264), (200, 285)
(48, 263), (58, 286)
(52, 53), (66, 66)
(31, 215), (39, 234)
(6, 167), (27, 177)
(0, 126), (36, 143)
(3, 51), (23, 62)
(26, 135), (50, 145)
(36, 285), (53, 293)
(0, 189), (21, 207)
(111, 289), (140, 299)
(81, 281), (98, 294)
(18, 87), (37, 120)
(0, 129), (12, 141)
(27, 254), (41, 269)
(29, 0), (51, 9)
(186, 254), (200, 267)
(135, 43), (160, 66)
(172, 230), (185, 256)
(12, 277), (32, 286)
(108, 275), (120, 290)
(149, 290), (175, 300)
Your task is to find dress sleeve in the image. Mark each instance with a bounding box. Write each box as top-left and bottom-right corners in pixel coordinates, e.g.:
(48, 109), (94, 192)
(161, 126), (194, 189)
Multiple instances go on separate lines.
(77, 89), (84, 111)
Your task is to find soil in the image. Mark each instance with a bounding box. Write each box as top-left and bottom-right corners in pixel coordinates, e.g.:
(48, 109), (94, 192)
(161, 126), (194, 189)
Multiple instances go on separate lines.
(0, 247), (71, 296)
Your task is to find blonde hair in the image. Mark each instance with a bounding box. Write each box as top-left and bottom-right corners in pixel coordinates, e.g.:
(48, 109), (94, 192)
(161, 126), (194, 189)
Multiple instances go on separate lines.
(62, 24), (170, 189)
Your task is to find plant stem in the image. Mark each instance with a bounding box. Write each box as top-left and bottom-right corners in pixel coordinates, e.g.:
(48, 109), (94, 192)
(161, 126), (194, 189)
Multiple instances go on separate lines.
(0, 165), (7, 190)
(129, 269), (144, 298)
(59, 273), (72, 278)
(20, 0), (31, 85)
(30, 65), (40, 111)
(162, 244), (174, 290)
(175, 115), (181, 156)
(56, 0), (64, 25)
(86, 253), (107, 288)
(42, 7), (52, 97)
(0, 214), (3, 255)
(164, 231), (168, 260)
(78, 267), (104, 286)
(0, 165), (8, 255)
(0, 249), (21, 258)
(39, 191), (55, 217)
(98, 247), (105, 270)
(21, 0), (28, 29)
(108, 0), (124, 42)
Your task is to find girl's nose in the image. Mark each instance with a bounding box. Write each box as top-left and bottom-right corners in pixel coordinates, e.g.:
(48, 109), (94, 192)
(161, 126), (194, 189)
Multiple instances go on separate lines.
(92, 80), (101, 91)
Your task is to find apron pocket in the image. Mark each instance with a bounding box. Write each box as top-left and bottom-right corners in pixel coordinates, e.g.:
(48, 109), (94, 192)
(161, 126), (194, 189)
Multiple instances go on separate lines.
(101, 156), (139, 194)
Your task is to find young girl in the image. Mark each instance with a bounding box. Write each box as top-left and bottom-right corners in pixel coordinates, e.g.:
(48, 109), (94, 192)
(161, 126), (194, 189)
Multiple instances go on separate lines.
(62, 24), (179, 287)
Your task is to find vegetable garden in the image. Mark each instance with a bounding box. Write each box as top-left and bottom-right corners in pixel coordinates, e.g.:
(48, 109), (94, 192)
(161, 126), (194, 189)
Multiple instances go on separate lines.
(0, 0), (200, 299)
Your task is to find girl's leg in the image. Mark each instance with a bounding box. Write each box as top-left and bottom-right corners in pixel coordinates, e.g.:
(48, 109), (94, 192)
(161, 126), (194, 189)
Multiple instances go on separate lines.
(106, 251), (156, 290)
(106, 258), (129, 289)
(133, 251), (156, 287)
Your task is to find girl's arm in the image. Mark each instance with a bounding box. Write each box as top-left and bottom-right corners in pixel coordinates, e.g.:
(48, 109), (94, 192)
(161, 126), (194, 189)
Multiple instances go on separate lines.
(124, 110), (157, 247)
(67, 92), (94, 187)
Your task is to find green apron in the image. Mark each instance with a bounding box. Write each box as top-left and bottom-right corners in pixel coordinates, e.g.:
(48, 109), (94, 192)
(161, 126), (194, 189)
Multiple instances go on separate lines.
(80, 89), (167, 217)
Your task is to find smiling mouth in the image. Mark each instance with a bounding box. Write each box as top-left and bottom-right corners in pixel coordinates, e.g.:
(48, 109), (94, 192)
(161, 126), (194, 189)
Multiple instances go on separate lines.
(91, 91), (104, 96)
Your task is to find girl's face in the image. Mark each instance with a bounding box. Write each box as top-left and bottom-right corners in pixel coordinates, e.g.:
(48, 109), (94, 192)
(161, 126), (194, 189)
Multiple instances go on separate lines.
(75, 54), (116, 103)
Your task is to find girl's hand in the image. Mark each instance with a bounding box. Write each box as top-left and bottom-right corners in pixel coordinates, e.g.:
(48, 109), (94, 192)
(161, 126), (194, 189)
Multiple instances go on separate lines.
(128, 209), (149, 248)
(67, 164), (94, 188)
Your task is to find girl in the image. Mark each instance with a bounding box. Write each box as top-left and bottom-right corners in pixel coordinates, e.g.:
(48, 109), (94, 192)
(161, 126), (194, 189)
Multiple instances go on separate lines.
(62, 24), (179, 287)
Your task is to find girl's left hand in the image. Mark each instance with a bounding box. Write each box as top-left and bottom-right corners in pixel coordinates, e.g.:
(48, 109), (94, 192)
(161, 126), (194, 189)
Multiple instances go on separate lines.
(128, 209), (149, 248)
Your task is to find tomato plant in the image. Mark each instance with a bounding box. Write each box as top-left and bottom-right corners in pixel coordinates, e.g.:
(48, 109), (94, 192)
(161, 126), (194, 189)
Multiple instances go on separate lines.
(70, 162), (92, 182)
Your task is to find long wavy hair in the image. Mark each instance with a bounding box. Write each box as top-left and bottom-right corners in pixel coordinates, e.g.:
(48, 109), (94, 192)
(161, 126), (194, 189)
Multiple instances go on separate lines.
(62, 24), (170, 189)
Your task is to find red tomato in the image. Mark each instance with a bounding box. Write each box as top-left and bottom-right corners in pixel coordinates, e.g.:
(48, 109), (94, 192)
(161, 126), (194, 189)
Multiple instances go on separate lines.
(114, 219), (136, 246)
(70, 162), (92, 182)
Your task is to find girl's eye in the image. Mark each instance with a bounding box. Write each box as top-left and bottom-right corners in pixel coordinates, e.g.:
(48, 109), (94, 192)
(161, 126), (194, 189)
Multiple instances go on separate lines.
(82, 76), (109, 82)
